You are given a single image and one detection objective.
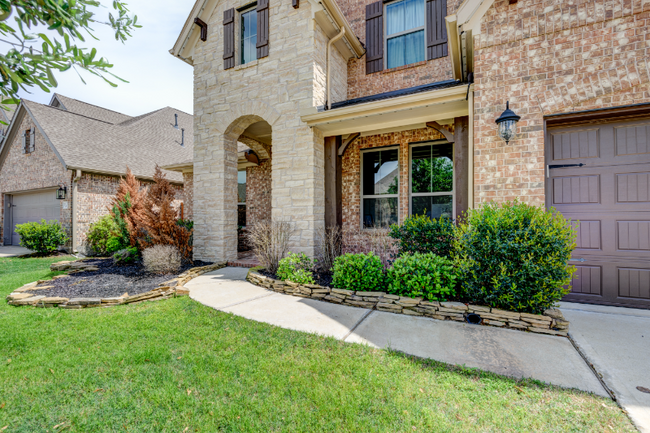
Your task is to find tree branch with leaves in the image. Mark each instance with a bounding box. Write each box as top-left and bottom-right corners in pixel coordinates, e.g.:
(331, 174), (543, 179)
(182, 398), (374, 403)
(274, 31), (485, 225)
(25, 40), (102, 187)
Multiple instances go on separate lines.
(0, 0), (140, 110)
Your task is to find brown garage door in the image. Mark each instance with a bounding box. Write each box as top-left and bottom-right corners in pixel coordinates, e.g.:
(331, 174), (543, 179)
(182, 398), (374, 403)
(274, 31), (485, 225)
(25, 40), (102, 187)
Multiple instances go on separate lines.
(546, 118), (650, 309)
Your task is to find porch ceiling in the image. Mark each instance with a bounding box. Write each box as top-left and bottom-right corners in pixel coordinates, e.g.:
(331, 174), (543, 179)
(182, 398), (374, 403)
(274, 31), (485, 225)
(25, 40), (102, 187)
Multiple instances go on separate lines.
(301, 85), (470, 136)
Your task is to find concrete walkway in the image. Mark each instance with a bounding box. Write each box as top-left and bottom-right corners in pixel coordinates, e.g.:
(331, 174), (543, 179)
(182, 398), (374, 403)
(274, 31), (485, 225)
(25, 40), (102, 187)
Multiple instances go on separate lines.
(561, 302), (650, 432)
(0, 246), (32, 257)
(187, 267), (607, 398)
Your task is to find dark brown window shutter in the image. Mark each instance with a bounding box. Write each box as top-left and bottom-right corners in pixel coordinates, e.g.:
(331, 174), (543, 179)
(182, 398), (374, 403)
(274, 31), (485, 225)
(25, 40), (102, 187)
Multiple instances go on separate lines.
(223, 8), (235, 69)
(256, 0), (269, 58)
(426, 0), (448, 60)
(365, 1), (383, 74)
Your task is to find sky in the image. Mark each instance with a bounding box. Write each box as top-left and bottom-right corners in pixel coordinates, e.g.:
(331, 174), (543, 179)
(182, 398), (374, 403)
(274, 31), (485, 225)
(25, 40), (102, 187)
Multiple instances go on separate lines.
(14, 0), (196, 116)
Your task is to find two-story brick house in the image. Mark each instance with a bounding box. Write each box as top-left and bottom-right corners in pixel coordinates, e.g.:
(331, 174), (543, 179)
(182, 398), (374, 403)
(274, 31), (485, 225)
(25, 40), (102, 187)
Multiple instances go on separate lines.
(172, 0), (650, 309)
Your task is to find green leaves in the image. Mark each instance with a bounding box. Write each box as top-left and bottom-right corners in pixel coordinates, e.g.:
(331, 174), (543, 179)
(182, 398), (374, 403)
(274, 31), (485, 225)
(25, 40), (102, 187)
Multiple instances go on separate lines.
(0, 0), (140, 108)
(388, 214), (455, 258)
(277, 252), (315, 285)
(14, 219), (68, 255)
(454, 201), (576, 314)
(332, 252), (385, 291)
(387, 253), (457, 301)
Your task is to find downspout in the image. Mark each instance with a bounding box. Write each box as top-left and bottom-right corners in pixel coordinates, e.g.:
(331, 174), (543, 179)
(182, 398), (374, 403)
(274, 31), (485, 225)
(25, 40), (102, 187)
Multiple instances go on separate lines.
(72, 169), (81, 253)
(326, 26), (346, 110)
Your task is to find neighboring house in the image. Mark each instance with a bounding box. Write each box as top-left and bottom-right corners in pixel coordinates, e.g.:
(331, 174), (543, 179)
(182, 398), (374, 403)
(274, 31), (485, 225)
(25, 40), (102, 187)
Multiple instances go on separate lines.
(0, 94), (193, 253)
(171, 0), (650, 309)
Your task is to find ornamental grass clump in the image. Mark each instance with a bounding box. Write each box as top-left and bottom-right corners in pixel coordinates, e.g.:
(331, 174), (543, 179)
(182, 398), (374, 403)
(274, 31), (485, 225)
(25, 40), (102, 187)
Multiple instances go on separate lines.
(387, 253), (457, 301)
(277, 252), (315, 284)
(388, 214), (455, 258)
(454, 201), (576, 314)
(332, 252), (384, 291)
(247, 220), (295, 275)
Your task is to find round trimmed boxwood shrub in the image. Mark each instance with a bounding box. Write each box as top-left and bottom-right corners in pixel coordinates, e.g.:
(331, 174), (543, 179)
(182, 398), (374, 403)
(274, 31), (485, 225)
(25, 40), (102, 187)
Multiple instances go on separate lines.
(388, 214), (455, 258)
(87, 215), (122, 256)
(387, 253), (457, 301)
(332, 252), (384, 291)
(277, 252), (315, 285)
(14, 219), (68, 255)
(454, 201), (576, 314)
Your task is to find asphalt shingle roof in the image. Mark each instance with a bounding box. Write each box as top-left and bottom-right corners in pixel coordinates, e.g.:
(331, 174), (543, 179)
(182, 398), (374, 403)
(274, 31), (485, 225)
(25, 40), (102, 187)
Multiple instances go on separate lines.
(24, 95), (193, 183)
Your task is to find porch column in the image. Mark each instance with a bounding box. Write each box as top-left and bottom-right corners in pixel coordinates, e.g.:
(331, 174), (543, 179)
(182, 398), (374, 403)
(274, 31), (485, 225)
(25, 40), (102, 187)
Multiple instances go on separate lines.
(454, 116), (470, 220)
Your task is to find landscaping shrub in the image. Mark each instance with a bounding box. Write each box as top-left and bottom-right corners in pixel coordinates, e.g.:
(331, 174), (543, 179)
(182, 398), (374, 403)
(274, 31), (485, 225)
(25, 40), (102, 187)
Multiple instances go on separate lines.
(113, 247), (138, 265)
(87, 215), (121, 256)
(14, 219), (68, 255)
(110, 166), (145, 248)
(389, 214), (455, 258)
(332, 252), (384, 291)
(177, 219), (194, 246)
(142, 245), (181, 274)
(247, 220), (294, 275)
(315, 226), (341, 272)
(133, 166), (193, 260)
(387, 253), (457, 301)
(105, 236), (125, 256)
(277, 252), (315, 284)
(454, 201), (576, 314)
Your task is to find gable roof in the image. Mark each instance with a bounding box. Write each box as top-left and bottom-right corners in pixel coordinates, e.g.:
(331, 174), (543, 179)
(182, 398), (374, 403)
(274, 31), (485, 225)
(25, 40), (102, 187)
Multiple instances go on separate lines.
(0, 96), (193, 183)
(50, 94), (133, 125)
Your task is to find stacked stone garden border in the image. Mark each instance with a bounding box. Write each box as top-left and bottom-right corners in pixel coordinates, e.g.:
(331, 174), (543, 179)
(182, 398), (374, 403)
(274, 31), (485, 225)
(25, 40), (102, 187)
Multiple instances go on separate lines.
(247, 268), (570, 337)
(5, 260), (227, 309)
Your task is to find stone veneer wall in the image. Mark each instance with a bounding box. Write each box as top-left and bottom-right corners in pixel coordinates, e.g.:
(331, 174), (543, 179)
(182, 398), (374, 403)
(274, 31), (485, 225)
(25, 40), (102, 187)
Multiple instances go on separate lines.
(0, 113), (72, 245)
(191, 0), (331, 261)
(182, 172), (194, 220)
(341, 127), (446, 232)
(473, 0), (650, 206)
(338, 0), (461, 100)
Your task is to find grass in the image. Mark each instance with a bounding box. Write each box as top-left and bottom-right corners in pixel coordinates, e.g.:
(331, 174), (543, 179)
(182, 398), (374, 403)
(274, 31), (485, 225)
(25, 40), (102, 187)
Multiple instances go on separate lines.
(0, 256), (635, 432)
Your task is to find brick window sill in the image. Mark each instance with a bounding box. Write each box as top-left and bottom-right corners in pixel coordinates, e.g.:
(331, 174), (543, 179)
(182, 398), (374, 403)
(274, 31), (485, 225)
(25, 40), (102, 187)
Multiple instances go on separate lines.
(380, 60), (428, 75)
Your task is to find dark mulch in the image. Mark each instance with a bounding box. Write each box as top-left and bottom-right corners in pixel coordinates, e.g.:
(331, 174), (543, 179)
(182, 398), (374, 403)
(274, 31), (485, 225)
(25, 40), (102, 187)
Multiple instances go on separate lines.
(259, 269), (333, 287)
(27, 258), (212, 299)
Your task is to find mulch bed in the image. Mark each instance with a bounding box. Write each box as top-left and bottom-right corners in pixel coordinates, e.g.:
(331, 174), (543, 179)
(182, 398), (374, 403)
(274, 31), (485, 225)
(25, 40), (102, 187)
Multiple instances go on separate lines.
(26, 258), (212, 299)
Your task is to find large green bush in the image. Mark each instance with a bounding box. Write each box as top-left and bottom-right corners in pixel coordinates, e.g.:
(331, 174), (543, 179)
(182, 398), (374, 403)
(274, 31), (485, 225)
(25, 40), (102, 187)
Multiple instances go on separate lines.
(277, 252), (315, 285)
(454, 201), (576, 314)
(14, 219), (68, 255)
(387, 253), (457, 301)
(389, 214), (455, 258)
(87, 215), (122, 256)
(332, 252), (384, 291)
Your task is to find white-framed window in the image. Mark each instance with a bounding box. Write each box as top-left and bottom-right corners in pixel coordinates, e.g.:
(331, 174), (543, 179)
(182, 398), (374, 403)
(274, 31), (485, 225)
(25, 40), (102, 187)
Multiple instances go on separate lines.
(409, 141), (454, 219)
(385, 0), (426, 69)
(240, 5), (257, 65)
(238, 170), (247, 226)
(361, 146), (400, 228)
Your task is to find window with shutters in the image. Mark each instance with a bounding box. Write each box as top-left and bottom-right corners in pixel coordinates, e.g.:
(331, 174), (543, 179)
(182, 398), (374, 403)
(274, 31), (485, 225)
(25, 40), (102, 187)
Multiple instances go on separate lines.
(385, 0), (425, 69)
(22, 128), (35, 154)
(240, 5), (257, 65)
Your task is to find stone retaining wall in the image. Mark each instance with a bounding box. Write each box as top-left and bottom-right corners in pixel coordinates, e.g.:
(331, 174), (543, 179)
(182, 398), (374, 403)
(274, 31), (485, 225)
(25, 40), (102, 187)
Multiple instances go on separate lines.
(5, 261), (227, 309)
(247, 270), (570, 336)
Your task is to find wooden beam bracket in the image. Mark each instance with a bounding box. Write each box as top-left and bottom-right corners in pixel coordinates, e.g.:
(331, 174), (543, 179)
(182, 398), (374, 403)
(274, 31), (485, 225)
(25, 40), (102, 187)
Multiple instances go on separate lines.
(338, 132), (361, 156)
(194, 18), (208, 42)
(426, 121), (455, 143)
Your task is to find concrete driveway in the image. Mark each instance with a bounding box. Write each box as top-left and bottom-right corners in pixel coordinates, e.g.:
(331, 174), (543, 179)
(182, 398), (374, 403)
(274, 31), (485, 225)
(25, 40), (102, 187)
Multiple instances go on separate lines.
(187, 267), (608, 398)
(561, 302), (650, 432)
(0, 246), (32, 257)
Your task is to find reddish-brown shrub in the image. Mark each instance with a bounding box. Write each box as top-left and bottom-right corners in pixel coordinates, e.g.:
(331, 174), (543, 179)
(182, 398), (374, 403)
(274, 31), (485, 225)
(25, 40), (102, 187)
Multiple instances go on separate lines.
(110, 166), (145, 248)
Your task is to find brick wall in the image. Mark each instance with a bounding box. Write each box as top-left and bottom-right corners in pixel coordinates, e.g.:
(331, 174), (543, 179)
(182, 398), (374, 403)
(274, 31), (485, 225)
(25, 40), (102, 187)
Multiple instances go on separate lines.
(341, 127), (446, 231)
(246, 158), (272, 227)
(182, 172), (193, 220)
(0, 112), (71, 244)
(340, 0), (460, 100)
(473, 0), (650, 206)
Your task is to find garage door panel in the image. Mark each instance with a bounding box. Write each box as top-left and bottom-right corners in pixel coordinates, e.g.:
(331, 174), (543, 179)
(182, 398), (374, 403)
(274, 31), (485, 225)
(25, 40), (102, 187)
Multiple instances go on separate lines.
(553, 175), (600, 204)
(618, 268), (650, 299)
(571, 220), (601, 249)
(617, 221), (650, 250)
(570, 265), (602, 295)
(615, 123), (650, 156)
(9, 190), (60, 246)
(617, 172), (650, 202)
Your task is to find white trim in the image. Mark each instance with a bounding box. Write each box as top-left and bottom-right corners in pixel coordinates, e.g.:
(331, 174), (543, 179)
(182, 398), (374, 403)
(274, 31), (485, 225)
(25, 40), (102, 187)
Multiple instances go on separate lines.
(360, 145), (400, 228)
(408, 140), (455, 218)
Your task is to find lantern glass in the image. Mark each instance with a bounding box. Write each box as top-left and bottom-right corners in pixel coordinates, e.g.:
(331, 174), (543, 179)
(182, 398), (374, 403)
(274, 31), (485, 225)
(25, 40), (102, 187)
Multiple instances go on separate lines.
(56, 187), (66, 200)
(497, 119), (517, 143)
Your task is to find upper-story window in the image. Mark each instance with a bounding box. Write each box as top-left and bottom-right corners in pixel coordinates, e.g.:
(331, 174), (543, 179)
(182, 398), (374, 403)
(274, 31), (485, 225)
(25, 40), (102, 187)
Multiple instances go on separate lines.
(385, 0), (425, 69)
(241, 6), (257, 65)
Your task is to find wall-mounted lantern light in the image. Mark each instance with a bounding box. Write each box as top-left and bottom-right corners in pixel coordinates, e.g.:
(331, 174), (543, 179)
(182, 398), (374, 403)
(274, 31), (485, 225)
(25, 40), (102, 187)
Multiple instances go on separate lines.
(56, 185), (67, 200)
(495, 101), (521, 145)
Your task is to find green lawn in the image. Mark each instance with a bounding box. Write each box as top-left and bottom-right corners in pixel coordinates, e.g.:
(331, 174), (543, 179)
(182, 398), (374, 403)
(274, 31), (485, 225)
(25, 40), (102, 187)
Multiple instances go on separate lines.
(0, 257), (634, 432)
